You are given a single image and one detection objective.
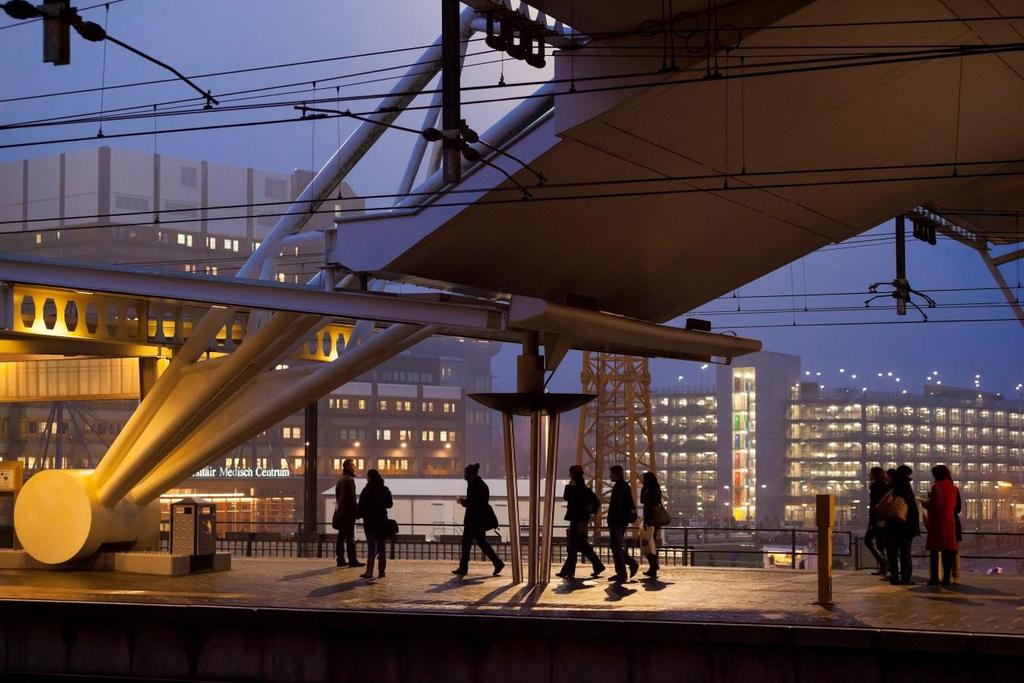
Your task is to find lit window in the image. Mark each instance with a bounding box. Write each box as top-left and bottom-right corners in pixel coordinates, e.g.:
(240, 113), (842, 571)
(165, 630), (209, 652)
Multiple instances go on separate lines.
(35, 233), (42, 244)
(277, 273), (286, 283)
(357, 399), (366, 410)
(282, 426), (302, 439)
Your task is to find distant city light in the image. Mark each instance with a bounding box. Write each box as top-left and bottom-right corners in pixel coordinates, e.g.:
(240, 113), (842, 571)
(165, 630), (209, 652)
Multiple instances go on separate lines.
(354, 441), (361, 447)
(700, 364), (709, 369)
(877, 372), (883, 377)
(886, 371), (893, 377)
(851, 374), (857, 379)
(839, 368), (845, 373)
(815, 371), (821, 376)
(805, 371), (811, 376)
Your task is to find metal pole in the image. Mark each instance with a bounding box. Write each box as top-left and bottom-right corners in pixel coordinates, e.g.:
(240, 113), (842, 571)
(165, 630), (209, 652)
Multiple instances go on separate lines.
(303, 401), (319, 544)
(540, 412), (560, 584)
(441, 0), (462, 184)
(502, 413), (523, 584)
(816, 493), (835, 605)
(528, 410), (542, 586)
(895, 214), (907, 281)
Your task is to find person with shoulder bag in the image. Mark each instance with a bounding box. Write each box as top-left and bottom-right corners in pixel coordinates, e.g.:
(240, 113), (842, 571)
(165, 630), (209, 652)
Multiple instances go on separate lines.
(333, 458), (364, 568)
(864, 467), (889, 576)
(640, 471), (669, 580)
(556, 465), (606, 580)
(883, 465), (920, 585)
(357, 469), (393, 579)
(606, 465), (639, 582)
(453, 463), (505, 577)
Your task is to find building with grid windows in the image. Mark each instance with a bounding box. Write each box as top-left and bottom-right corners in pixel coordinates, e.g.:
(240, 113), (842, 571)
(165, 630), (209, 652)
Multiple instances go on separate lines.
(652, 353), (1023, 531)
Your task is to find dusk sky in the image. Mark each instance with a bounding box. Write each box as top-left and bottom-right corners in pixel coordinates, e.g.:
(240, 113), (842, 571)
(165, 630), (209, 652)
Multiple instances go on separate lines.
(3, 1), (1022, 398)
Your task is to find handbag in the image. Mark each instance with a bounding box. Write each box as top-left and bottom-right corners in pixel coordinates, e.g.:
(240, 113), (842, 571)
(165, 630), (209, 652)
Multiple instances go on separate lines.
(484, 504), (500, 531)
(383, 518), (399, 540)
(652, 504), (672, 528)
(639, 525), (657, 553)
(331, 507), (343, 531)
(876, 490), (908, 523)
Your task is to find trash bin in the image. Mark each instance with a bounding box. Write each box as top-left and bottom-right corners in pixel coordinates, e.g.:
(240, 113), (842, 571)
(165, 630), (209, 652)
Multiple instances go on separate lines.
(170, 497), (216, 556)
(0, 461), (24, 549)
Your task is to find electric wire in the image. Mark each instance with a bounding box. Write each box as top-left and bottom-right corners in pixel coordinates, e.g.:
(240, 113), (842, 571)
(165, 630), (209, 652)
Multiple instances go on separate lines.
(4, 41), (1023, 149)
(4, 157), (1024, 229)
(5, 41), (1019, 133)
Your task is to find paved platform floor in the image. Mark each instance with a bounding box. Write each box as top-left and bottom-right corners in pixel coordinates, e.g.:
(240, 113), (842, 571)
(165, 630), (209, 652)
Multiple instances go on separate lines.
(2, 559), (1022, 636)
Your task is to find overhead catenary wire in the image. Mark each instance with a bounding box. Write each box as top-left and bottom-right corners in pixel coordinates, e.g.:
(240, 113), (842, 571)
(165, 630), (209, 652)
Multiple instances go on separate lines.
(5, 41), (1020, 134)
(4, 41), (1024, 148)
(5, 157), (1024, 229)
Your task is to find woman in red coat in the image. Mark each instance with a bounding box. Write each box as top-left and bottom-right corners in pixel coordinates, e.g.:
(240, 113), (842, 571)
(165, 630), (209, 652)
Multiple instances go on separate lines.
(921, 465), (959, 586)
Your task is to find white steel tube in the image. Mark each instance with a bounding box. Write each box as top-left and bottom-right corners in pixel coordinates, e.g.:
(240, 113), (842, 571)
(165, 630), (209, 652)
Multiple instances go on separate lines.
(239, 9), (477, 280)
(90, 308), (233, 491)
(527, 410), (541, 586)
(129, 323), (433, 504)
(502, 412), (523, 584)
(540, 412), (560, 584)
(97, 312), (318, 505)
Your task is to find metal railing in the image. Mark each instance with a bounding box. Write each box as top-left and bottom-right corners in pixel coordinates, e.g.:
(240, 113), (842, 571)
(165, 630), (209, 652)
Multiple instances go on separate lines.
(852, 530), (1024, 573)
(159, 521), (854, 569)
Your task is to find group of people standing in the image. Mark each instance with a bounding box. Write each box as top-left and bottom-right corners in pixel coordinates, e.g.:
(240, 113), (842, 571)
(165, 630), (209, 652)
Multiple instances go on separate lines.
(865, 464), (962, 586)
(335, 459), (667, 582)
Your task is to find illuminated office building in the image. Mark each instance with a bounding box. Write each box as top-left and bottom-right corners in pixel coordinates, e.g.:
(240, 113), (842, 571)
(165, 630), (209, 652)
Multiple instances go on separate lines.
(653, 353), (1023, 530)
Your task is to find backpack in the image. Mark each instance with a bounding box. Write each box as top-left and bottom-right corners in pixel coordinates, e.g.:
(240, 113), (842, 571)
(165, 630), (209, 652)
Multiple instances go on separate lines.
(584, 488), (600, 516)
(876, 490), (908, 523)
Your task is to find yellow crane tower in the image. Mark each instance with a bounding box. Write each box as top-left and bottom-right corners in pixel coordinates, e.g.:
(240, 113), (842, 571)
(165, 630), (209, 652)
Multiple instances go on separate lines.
(575, 352), (656, 524)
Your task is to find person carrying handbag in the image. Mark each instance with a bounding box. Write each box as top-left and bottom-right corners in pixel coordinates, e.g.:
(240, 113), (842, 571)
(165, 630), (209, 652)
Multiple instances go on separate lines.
(452, 463), (505, 577)
(640, 471), (670, 580)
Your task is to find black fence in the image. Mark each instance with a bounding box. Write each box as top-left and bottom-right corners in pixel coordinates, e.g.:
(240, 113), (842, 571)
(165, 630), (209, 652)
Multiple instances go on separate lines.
(160, 521), (862, 569)
(852, 530), (1024, 574)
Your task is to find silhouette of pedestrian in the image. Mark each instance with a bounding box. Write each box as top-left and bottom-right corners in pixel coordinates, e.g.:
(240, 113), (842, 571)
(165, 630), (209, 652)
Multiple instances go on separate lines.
(453, 463), (505, 577)
(333, 458), (363, 568)
(864, 466), (889, 576)
(606, 465), (639, 582)
(640, 471), (664, 580)
(357, 469), (392, 579)
(556, 465), (605, 580)
(921, 464), (959, 586)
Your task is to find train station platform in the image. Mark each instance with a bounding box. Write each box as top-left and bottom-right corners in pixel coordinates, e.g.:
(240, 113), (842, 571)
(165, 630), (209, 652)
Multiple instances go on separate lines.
(1, 560), (1022, 681)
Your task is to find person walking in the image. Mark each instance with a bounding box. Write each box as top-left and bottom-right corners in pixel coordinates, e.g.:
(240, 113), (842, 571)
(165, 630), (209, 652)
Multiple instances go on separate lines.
(639, 471), (665, 580)
(334, 458), (363, 568)
(864, 467), (889, 576)
(356, 469), (393, 579)
(884, 465), (920, 585)
(556, 465), (605, 580)
(606, 465), (639, 582)
(453, 463), (505, 577)
(921, 464), (959, 586)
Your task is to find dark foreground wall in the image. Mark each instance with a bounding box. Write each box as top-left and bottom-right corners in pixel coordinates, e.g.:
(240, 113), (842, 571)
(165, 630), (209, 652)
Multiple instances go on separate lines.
(0, 599), (1021, 682)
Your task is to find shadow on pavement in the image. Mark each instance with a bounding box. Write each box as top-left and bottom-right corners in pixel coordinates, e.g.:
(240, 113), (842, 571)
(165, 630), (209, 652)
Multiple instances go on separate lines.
(425, 576), (488, 593)
(553, 579), (597, 594)
(605, 582), (638, 602)
(282, 566), (344, 582)
(640, 578), (672, 591)
(307, 579), (367, 598)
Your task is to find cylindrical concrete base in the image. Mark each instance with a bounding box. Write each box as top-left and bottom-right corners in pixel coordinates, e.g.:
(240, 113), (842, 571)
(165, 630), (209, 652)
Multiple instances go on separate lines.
(13, 469), (159, 565)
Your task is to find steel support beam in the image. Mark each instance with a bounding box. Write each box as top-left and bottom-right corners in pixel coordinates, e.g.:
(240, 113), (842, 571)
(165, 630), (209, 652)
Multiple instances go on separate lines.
(303, 401), (319, 543)
(130, 323), (434, 504)
(441, 0), (462, 184)
(501, 412), (522, 584)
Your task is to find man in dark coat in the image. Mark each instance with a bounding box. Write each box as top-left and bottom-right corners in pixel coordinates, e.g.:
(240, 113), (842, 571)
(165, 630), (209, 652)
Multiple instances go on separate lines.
(556, 465), (605, 579)
(334, 459), (363, 568)
(453, 463), (505, 577)
(606, 465), (639, 582)
(884, 464), (920, 585)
